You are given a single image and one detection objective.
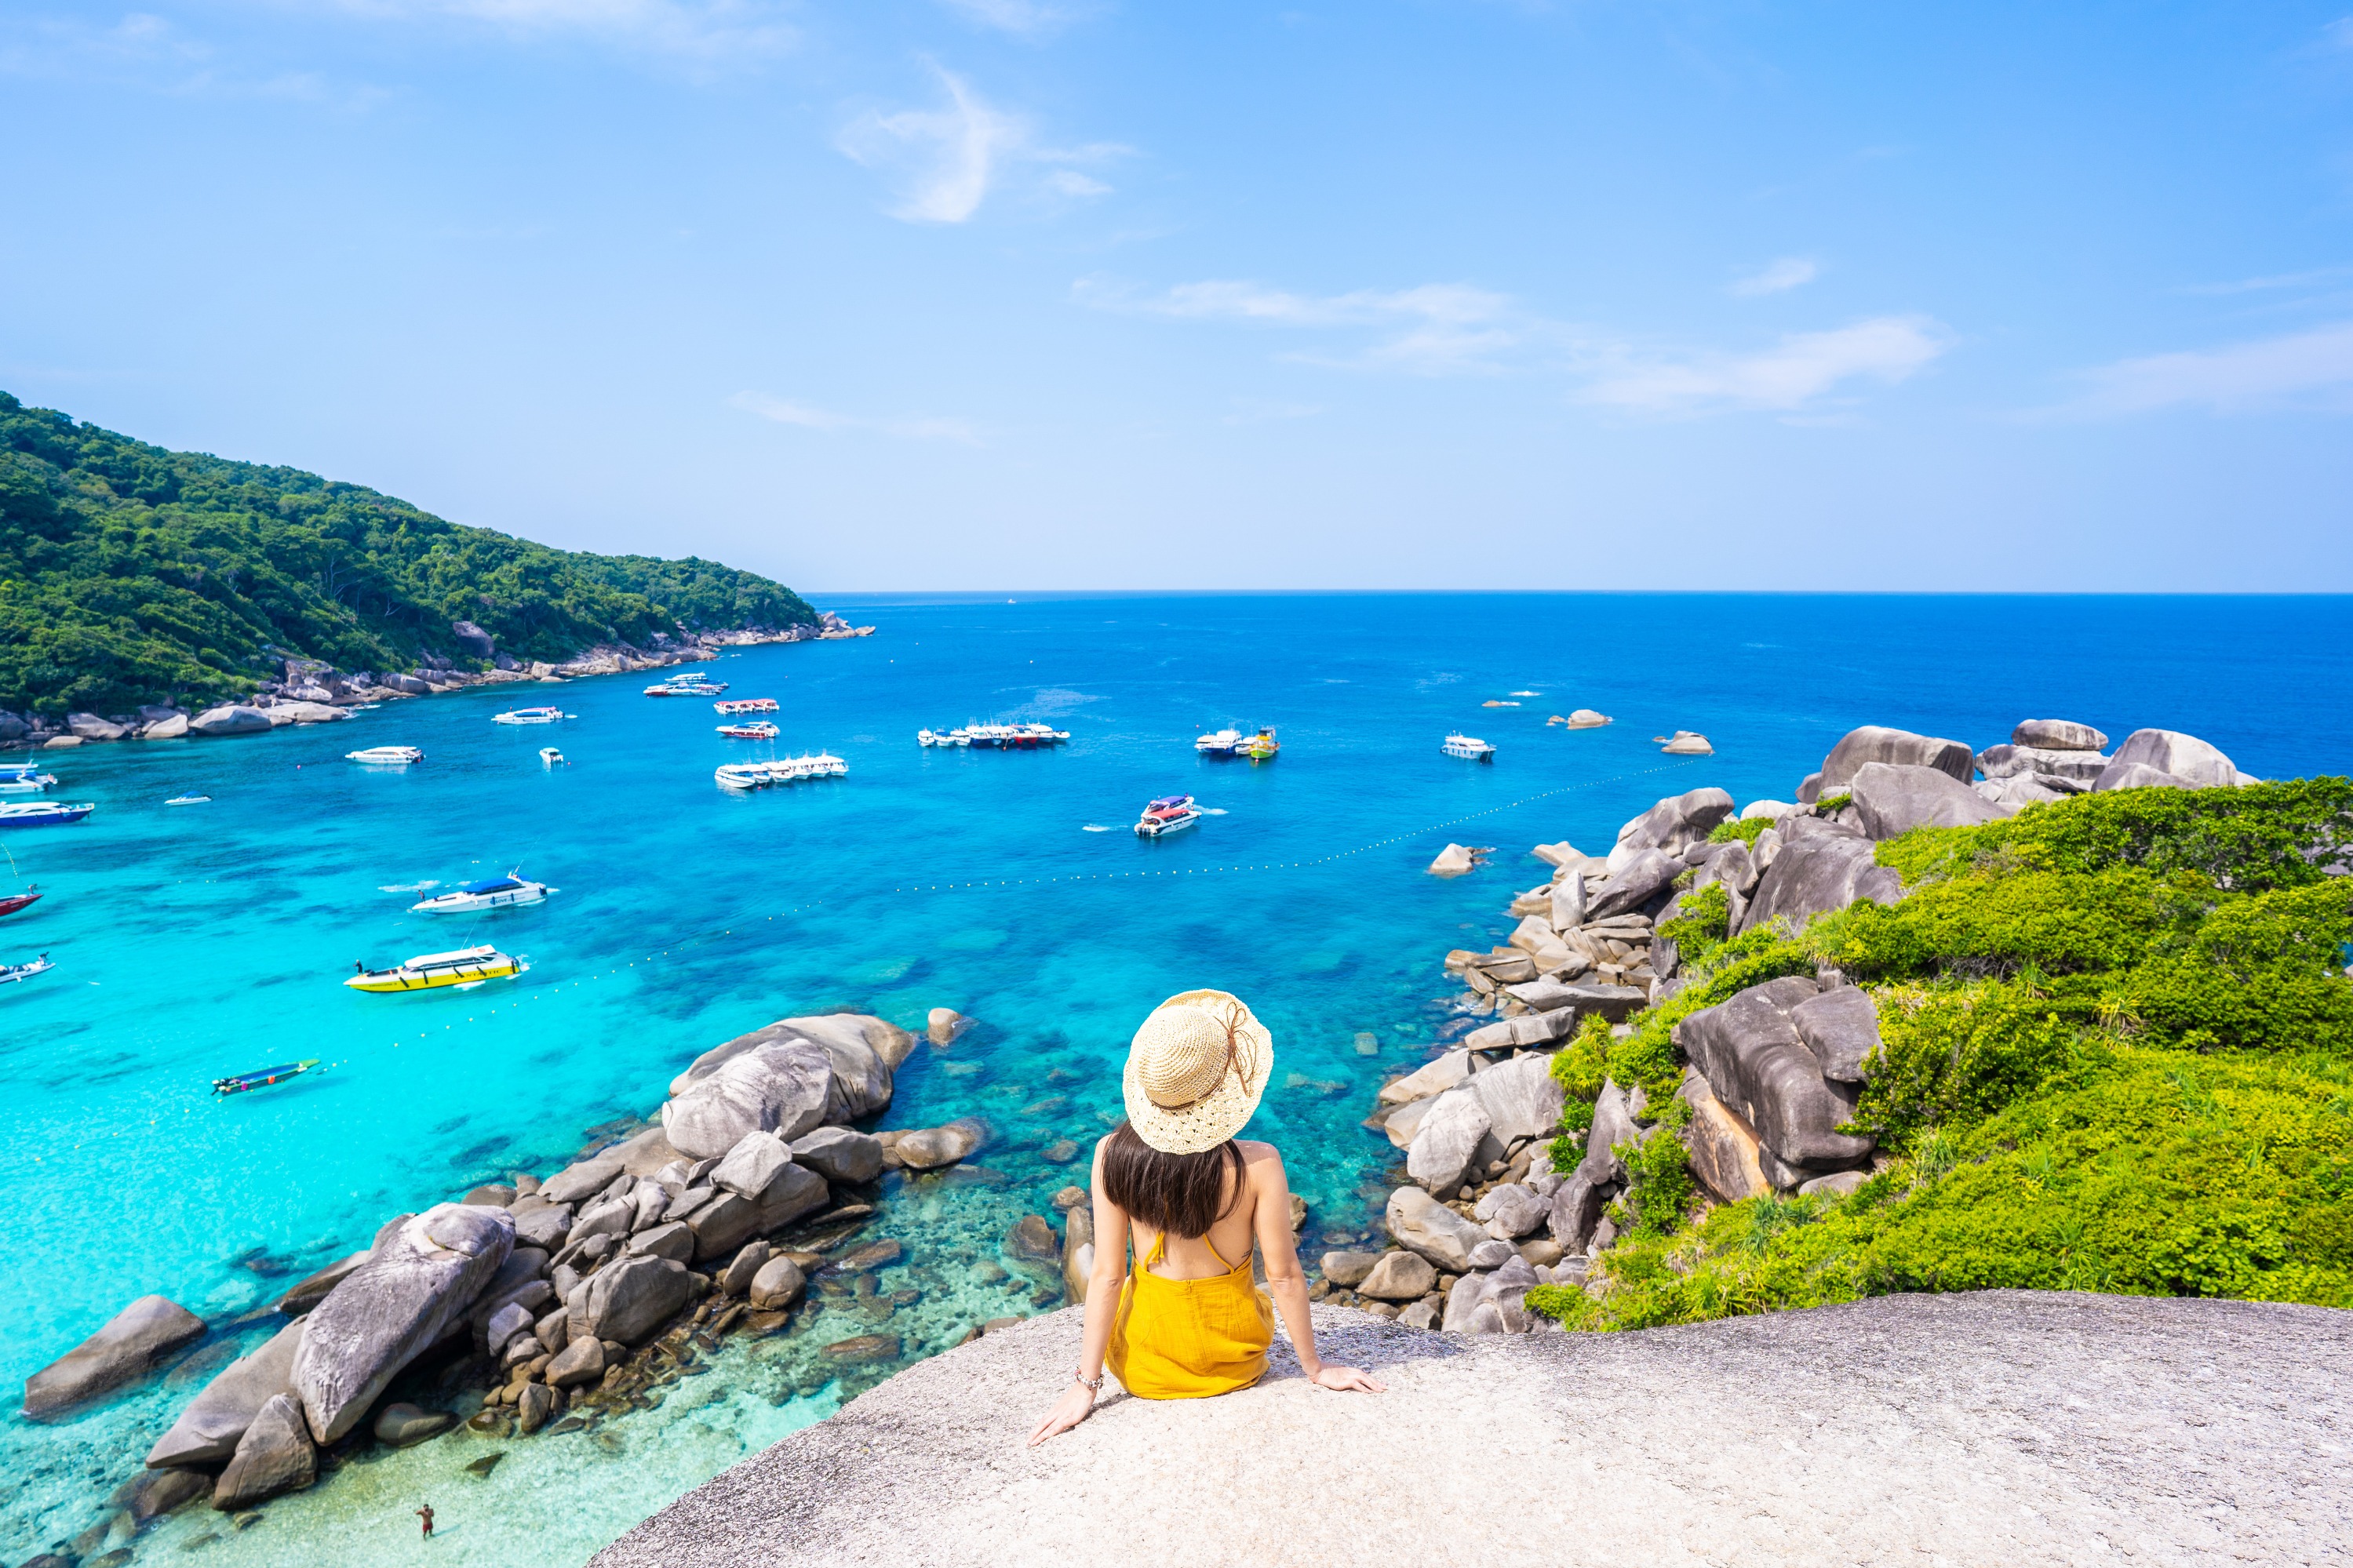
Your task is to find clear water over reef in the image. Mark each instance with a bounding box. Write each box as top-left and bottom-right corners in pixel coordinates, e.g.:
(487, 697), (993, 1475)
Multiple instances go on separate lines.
(6, 591), (2351, 1563)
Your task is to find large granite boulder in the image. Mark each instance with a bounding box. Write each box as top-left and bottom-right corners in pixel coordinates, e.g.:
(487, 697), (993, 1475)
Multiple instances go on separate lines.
(1849, 762), (2006, 839)
(1676, 978), (1874, 1178)
(749, 1257), (808, 1311)
(142, 713), (192, 739)
(1588, 848), (1681, 919)
(264, 701), (348, 725)
(211, 1394), (315, 1509)
(1356, 1251), (1437, 1302)
(669, 1014), (914, 1123)
(1379, 1049), (1473, 1107)
(275, 1251), (370, 1316)
(1406, 1087), (1495, 1192)
(789, 1126), (884, 1185)
(1790, 986), (1881, 1083)
(293, 1203), (513, 1442)
(584, 1257), (693, 1344)
(661, 1039), (835, 1160)
(894, 1118), (989, 1171)
(2098, 729), (2244, 790)
(2012, 719), (2108, 751)
(1736, 825), (1902, 937)
(1606, 787), (1736, 872)
(2094, 762), (2197, 793)
(67, 711), (129, 740)
(1698, 839), (1759, 897)
(188, 704), (274, 737)
(1677, 1071), (1768, 1204)
(687, 1192), (761, 1262)
(1467, 1053), (1565, 1144)
(1976, 744), (2110, 785)
(539, 1154), (628, 1206)
(22, 1295), (206, 1417)
(1384, 1185), (1490, 1272)
(146, 1320), (304, 1468)
(1812, 726), (1975, 796)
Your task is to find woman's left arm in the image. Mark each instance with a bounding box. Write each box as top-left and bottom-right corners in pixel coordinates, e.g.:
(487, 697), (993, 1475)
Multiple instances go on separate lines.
(1251, 1148), (1386, 1395)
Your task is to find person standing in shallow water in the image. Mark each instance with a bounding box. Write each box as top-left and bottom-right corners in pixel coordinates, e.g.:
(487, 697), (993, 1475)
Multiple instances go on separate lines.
(416, 1504), (434, 1539)
(1028, 990), (1384, 1446)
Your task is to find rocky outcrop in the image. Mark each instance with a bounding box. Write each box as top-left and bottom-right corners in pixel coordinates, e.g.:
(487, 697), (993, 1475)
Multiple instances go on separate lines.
(22, 1295), (205, 1417)
(661, 1039), (835, 1159)
(1736, 823), (1902, 936)
(211, 1394), (315, 1510)
(583, 1257), (694, 1344)
(188, 705), (273, 737)
(293, 1204), (515, 1442)
(2098, 728), (2249, 791)
(1676, 978), (1874, 1184)
(1810, 725), (1976, 796)
(146, 1320), (304, 1468)
(1385, 1186), (1489, 1271)
(1606, 787), (1734, 871)
(1849, 762), (2007, 838)
(2012, 719), (2108, 751)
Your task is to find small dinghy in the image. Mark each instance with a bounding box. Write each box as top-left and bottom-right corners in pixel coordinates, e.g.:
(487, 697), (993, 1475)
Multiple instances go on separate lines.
(0, 886), (41, 919)
(213, 1060), (322, 1096)
(539, 747), (566, 768)
(0, 953), (54, 984)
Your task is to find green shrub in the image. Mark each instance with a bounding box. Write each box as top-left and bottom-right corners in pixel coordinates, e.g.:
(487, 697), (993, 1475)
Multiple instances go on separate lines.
(1659, 882), (1732, 967)
(1707, 815), (1774, 846)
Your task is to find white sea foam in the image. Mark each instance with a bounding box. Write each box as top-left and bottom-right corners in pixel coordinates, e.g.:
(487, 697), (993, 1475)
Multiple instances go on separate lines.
(378, 881), (440, 893)
(1082, 824), (1112, 832)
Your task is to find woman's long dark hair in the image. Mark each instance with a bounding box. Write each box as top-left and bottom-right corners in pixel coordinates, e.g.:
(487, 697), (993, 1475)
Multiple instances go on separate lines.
(1102, 1122), (1245, 1239)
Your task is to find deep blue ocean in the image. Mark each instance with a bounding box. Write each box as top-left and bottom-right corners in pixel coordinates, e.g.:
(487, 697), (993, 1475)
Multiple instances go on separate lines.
(7, 591), (2351, 1563)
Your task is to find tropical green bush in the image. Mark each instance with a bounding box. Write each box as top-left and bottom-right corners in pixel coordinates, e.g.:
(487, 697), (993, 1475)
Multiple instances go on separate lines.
(0, 391), (818, 715)
(1528, 780), (2353, 1330)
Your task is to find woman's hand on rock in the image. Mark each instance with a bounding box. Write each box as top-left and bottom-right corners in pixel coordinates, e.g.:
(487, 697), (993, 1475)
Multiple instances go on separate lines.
(1309, 1364), (1386, 1394)
(1026, 1381), (1097, 1446)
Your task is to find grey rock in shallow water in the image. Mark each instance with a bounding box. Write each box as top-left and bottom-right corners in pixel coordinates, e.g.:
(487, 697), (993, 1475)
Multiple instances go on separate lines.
(1849, 762), (2005, 839)
(686, 1192), (759, 1263)
(748, 1257), (808, 1312)
(373, 1402), (455, 1446)
(547, 1336), (606, 1389)
(146, 1320), (304, 1468)
(585, 1257), (693, 1344)
(118, 1465), (209, 1521)
(789, 1126), (885, 1184)
(1385, 1186), (1490, 1272)
(212, 1394), (315, 1509)
(668, 1014), (911, 1121)
(894, 1117), (989, 1171)
(1817, 726), (1976, 792)
(293, 1203), (514, 1442)
(276, 1250), (371, 1316)
(661, 1039), (836, 1161)
(720, 1242), (773, 1297)
(1319, 1251), (1381, 1288)
(23, 1294), (206, 1417)
(2011, 719), (2108, 752)
(188, 704), (273, 737)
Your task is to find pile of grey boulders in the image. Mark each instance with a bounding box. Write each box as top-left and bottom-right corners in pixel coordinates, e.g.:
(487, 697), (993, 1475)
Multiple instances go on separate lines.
(18, 1010), (952, 1555)
(1328, 715), (2260, 1338)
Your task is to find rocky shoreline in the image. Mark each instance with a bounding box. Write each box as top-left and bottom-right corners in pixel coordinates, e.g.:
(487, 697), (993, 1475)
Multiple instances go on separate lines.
(13, 1007), (1041, 1566)
(0, 613), (876, 751)
(1306, 716), (2267, 1338)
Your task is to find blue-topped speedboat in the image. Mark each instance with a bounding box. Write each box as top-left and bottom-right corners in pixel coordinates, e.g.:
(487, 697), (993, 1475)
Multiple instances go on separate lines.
(409, 874), (553, 913)
(0, 801), (93, 827)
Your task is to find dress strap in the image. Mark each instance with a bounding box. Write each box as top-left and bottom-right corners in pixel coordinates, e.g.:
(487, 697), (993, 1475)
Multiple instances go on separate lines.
(1142, 1229), (1167, 1269)
(1202, 1231), (1247, 1273)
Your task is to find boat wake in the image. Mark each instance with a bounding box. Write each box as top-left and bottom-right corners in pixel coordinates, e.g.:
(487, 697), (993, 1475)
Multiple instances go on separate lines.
(1081, 824), (1113, 832)
(379, 881), (440, 893)
(1200, 807), (1229, 815)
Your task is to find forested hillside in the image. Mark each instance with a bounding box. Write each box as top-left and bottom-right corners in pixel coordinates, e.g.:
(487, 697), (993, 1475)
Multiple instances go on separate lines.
(0, 392), (818, 715)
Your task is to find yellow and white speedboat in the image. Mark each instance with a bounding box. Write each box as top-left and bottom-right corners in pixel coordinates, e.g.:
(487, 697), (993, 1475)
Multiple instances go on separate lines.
(346, 944), (525, 993)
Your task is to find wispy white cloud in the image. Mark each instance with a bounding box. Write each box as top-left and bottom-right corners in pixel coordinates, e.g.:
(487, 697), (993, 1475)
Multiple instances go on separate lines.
(733, 392), (981, 446)
(2172, 265), (2353, 297)
(0, 10), (382, 103)
(837, 67), (1124, 224)
(1579, 316), (1948, 413)
(313, 0), (796, 64)
(2055, 321), (2353, 417)
(1075, 277), (1523, 373)
(2325, 16), (2353, 49)
(934, 0), (1087, 35)
(1729, 256), (1819, 297)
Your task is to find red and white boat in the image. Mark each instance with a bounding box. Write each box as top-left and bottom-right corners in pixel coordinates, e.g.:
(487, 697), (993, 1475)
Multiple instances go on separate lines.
(1134, 795), (1201, 838)
(714, 698), (780, 715)
(0, 886), (41, 919)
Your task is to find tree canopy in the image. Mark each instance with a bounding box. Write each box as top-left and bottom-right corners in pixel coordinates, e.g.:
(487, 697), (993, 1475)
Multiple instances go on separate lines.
(0, 391), (818, 715)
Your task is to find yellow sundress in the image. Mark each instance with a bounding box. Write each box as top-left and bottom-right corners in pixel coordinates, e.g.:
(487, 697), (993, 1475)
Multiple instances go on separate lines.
(1105, 1227), (1273, 1399)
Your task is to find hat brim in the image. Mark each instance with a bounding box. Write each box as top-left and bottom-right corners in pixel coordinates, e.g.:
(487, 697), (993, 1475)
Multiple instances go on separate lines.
(1122, 988), (1273, 1155)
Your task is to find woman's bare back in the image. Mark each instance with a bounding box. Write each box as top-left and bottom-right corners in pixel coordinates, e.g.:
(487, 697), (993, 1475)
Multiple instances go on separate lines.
(1119, 1137), (1280, 1280)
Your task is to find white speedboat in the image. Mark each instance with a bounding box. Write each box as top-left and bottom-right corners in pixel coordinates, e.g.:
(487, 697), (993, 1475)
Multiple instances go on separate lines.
(540, 747), (566, 767)
(348, 746), (424, 765)
(1194, 728), (1242, 757)
(1135, 795), (1201, 838)
(164, 792), (211, 806)
(410, 875), (553, 914)
(0, 953), (54, 985)
(493, 707), (573, 725)
(1442, 733), (1495, 762)
(0, 767), (57, 794)
(716, 762), (768, 791)
(716, 721), (781, 740)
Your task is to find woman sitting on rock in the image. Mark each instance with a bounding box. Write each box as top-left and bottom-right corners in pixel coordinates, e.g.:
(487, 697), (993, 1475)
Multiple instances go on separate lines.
(1028, 989), (1385, 1446)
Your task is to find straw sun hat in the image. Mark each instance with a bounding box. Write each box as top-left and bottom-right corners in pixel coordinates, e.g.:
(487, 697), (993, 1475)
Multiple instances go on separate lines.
(1121, 989), (1274, 1155)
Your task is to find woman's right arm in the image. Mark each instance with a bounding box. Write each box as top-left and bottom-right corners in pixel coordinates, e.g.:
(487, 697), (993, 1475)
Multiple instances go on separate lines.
(1028, 1138), (1127, 1446)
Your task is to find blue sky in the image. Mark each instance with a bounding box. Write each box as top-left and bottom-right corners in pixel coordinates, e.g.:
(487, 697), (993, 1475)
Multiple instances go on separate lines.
(5, 2), (2352, 591)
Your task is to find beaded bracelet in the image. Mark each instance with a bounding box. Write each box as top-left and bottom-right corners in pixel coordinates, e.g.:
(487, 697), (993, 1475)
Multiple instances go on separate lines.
(1071, 1369), (1104, 1392)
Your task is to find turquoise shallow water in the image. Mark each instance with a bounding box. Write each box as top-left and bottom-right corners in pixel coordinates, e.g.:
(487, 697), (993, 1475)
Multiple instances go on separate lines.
(6, 591), (2352, 1563)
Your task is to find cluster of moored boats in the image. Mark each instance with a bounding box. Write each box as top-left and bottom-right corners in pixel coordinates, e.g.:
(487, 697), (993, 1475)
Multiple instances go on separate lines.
(1193, 726), (1281, 760)
(715, 753), (848, 791)
(916, 722), (1071, 748)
